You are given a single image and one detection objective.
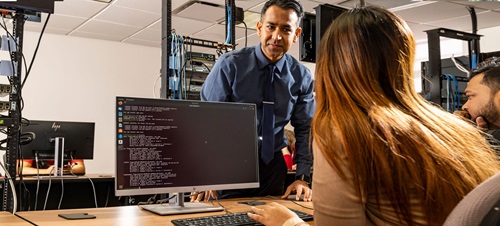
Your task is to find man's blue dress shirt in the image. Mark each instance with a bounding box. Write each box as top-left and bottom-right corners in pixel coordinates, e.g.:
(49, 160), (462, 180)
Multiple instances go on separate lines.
(201, 43), (315, 178)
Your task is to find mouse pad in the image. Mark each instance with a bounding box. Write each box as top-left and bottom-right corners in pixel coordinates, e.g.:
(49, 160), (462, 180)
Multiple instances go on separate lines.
(58, 213), (96, 220)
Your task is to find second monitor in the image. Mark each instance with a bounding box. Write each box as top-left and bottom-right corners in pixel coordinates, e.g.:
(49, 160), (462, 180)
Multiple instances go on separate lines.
(115, 96), (259, 215)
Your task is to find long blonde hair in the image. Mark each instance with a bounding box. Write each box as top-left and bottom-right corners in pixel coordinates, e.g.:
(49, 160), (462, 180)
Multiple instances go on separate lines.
(312, 6), (500, 225)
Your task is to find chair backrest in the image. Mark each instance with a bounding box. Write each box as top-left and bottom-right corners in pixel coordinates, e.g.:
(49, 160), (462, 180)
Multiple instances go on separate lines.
(443, 172), (500, 226)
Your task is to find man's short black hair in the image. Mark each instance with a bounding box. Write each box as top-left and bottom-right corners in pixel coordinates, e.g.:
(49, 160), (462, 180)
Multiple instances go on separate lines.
(470, 56), (500, 92)
(261, 0), (304, 21)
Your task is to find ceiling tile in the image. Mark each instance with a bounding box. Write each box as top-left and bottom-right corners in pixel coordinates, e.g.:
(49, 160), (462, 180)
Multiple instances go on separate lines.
(128, 28), (160, 42)
(172, 0), (192, 11)
(54, 0), (108, 18)
(175, 1), (226, 23)
(395, 1), (486, 24)
(171, 16), (215, 36)
(450, 1), (500, 11)
(124, 38), (161, 48)
(113, 0), (162, 14)
(202, 0), (266, 11)
(24, 26), (71, 35)
(426, 11), (500, 33)
(94, 5), (160, 27)
(70, 30), (124, 42)
(191, 24), (248, 43)
(76, 19), (140, 37)
(149, 19), (162, 31)
(25, 14), (86, 31)
(311, 0), (347, 4)
(406, 21), (439, 42)
(339, 0), (414, 9)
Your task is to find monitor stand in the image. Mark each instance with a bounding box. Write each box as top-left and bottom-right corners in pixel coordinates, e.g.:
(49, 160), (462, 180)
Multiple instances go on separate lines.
(140, 193), (224, 216)
(53, 137), (65, 177)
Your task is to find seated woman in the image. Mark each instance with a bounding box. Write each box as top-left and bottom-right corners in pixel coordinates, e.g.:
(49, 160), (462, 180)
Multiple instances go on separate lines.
(17, 159), (86, 176)
(249, 5), (500, 226)
(281, 129), (296, 171)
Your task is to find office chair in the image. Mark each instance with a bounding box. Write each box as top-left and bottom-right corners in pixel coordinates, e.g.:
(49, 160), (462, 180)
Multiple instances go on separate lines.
(443, 172), (500, 226)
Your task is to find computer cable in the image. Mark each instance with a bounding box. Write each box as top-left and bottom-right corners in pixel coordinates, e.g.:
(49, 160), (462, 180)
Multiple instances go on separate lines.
(179, 36), (187, 99)
(153, 72), (161, 98)
(34, 153), (40, 210)
(225, 5), (231, 45)
(137, 194), (177, 210)
(43, 167), (54, 210)
(443, 73), (460, 111)
(241, 21), (248, 48)
(0, 159), (17, 214)
(105, 185), (110, 207)
(16, 145), (32, 211)
(21, 13), (51, 89)
(450, 54), (470, 74)
(186, 41), (194, 97)
(58, 172), (64, 209)
(69, 155), (98, 208)
(156, 194), (178, 205)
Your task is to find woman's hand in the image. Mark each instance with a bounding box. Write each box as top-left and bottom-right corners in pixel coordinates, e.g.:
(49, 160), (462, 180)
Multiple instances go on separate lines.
(248, 202), (298, 226)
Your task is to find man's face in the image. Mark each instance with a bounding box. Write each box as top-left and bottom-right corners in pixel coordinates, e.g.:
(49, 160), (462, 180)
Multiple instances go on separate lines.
(463, 73), (500, 129)
(256, 5), (301, 63)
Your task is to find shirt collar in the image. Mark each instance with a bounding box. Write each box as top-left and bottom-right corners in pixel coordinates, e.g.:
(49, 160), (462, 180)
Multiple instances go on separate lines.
(255, 43), (286, 73)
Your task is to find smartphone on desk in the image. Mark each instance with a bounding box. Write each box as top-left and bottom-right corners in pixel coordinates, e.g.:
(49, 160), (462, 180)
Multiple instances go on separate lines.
(58, 213), (96, 220)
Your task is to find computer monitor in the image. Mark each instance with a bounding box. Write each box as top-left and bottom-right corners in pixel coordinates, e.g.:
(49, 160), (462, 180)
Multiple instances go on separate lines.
(115, 96), (259, 215)
(299, 4), (348, 63)
(21, 120), (95, 160)
(20, 120), (95, 176)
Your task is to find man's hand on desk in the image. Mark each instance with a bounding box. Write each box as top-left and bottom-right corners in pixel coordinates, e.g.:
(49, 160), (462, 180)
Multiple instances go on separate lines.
(190, 191), (217, 202)
(282, 180), (312, 202)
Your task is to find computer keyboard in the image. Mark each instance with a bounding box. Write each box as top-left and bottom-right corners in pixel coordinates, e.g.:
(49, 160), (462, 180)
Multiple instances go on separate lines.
(171, 208), (313, 226)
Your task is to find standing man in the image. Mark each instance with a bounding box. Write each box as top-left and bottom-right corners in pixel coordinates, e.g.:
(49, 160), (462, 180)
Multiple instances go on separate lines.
(460, 56), (500, 141)
(201, 0), (314, 201)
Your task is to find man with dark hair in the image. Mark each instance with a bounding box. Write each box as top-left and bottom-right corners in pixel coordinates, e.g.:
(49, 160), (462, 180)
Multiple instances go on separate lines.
(460, 56), (500, 140)
(200, 0), (314, 201)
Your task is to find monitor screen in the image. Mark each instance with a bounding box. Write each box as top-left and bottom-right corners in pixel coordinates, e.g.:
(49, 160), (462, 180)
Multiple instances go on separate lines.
(115, 97), (259, 201)
(21, 120), (95, 160)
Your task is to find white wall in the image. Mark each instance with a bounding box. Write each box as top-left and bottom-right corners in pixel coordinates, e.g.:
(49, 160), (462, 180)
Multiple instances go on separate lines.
(1, 31), (161, 175)
(476, 26), (500, 54)
(411, 26), (500, 92)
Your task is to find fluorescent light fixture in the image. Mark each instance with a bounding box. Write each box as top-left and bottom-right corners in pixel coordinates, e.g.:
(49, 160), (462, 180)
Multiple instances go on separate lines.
(390, 1), (436, 12)
(92, 0), (113, 3)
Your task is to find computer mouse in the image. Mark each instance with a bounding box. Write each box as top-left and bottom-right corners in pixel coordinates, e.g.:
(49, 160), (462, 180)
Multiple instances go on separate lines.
(287, 194), (305, 201)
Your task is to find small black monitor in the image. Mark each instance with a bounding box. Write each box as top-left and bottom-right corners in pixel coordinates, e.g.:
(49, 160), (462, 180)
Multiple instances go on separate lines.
(300, 4), (347, 63)
(115, 96), (259, 215)
(0, 0), (63, 14)
(21, 120), (95, 160)
(299, 12), (316, 62)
